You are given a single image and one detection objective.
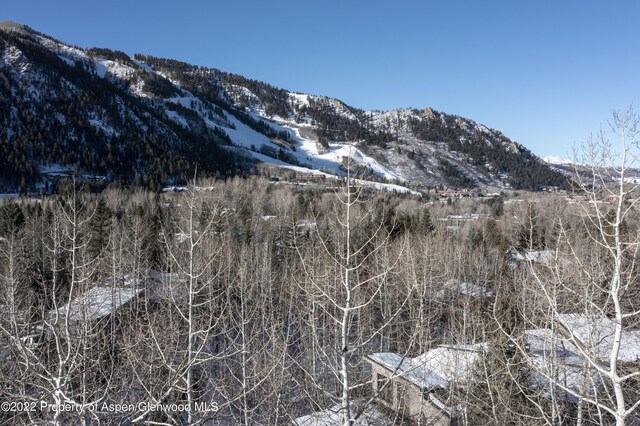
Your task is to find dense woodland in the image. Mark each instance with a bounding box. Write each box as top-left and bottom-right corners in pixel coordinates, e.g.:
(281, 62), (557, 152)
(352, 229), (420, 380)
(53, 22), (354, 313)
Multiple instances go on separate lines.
(0, 172), (638, 425)
(0, 31), (238, 192)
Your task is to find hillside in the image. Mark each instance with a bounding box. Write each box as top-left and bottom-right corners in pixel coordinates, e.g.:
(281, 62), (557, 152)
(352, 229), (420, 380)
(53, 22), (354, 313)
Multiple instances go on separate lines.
(0, 22), (568, 193)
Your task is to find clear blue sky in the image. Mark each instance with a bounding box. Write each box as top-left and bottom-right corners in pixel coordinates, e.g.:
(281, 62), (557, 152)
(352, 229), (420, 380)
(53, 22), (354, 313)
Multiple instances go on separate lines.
(4, 0), (639, 158)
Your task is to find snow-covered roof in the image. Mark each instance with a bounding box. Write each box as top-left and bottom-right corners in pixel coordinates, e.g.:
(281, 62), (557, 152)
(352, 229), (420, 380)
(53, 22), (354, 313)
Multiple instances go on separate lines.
(293, 400), (392, 426)
(413, 344), (484, 387)
(368, 352), (449, 389)
(524, 328), (603, 402)
(526, 328), (582, 363)
(437, 279), (493, 298)
(368, 343), (484, 390)
(510, 250), (554, 264)
(50, 270), (178, 322)
(296, 219), (317, 229)
(557, 313), (640, 363)
(53, 286), (142, 322)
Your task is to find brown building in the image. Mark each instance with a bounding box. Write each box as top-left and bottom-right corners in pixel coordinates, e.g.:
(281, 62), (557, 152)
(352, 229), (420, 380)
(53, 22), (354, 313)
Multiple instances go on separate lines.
(367, 344), (484, 425)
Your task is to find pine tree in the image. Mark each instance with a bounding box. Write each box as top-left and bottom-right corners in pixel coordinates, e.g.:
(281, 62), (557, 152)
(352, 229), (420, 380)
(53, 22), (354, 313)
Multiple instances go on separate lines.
(517, 202), (540, 250)
(0, 201), (25, 237)
(88, 198), (111, 257)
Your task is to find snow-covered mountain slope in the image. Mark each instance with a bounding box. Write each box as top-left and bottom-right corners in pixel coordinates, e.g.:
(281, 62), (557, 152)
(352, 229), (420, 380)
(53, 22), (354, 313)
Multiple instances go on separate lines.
(544, 155), (640, 185)
(0, 22), (569, 193)
(544, 156), (574, 165)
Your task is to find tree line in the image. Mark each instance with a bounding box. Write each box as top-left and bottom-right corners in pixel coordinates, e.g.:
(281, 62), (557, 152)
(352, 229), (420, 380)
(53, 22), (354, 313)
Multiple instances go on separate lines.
(0, 154), (637, 425)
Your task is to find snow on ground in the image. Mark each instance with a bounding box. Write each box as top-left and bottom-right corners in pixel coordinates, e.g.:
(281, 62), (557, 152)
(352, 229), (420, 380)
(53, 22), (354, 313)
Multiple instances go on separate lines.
(227, 145), (420, 195)
(221, 95), (403, 181)
(1, 45), (31, 74)
(476, 123), (491, 134)
(133, 60), (155, 72)
(267, 116), (404, 180)
(57, 54), (75, 66)
(224, 146), (326, 175)
(36, 35), (88, 63)
(166, 94), (198, 108)
(7, 29), (411, 192)
(175, 232), (189, 243)
(54, 112), (67, 124)
(89, 118), (120, 137)
(129, 79), (148, 98)
(35, 33), (134, 82)
(293, 400), (392, 425)
(93, 61), (107, 78)
(40, 163), (73, 176)
(224, 84), (261, 107)
(355, 179), (421, 195)
(164, 109), (189, 128)
(224, 114), (275, 150)
(93, 58), (136, 80)
(288, 92), (310, 108)
(368, 108), (422, 130)
(511, 250), (554, 264)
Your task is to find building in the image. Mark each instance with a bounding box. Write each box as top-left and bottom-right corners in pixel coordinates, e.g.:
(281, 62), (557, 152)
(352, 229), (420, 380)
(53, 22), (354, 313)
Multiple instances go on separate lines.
(367, 344), (484, 424)
(46, 269), (180, 336)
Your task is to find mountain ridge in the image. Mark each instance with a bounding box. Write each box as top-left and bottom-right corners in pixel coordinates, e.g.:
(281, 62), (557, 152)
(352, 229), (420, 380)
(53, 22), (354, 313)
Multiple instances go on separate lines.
(0, 22), (568, 193)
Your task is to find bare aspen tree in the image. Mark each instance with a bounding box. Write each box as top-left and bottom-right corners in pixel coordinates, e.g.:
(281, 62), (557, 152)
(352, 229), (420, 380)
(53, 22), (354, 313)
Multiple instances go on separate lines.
(154, 182), (226, 425)
(0, 185), (113, 425)
(295, 147), (409, 425)
(502, 108), (640, 425)
(0, 201), (34, 425)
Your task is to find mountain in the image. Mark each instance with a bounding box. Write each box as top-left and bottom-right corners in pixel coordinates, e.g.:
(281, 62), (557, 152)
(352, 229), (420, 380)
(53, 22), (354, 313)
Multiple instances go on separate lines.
(543, 156), (574, 165)
(544, 155), (640, 186)
(0, 22), (568, 193)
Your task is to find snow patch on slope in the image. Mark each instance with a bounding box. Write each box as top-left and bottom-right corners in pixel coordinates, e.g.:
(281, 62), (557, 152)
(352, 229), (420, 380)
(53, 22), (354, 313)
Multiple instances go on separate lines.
(164, 109), (188, 128)
(89, 118), (120, 137)
(544, 156), (573, 165)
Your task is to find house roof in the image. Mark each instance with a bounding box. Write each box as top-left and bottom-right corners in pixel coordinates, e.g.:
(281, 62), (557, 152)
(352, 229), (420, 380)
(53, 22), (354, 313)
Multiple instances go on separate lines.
(412, 344), (484, 387)
(524, 328), (602, 402)
(437, 279), (493, 299)
(49, 270), (180, 322)
(368, 352), (449, 389)
(557, 313), (640, 363)
(510, 250), (554, 264)
(368, 343), (485, 390)
(53, 286), (142, 322)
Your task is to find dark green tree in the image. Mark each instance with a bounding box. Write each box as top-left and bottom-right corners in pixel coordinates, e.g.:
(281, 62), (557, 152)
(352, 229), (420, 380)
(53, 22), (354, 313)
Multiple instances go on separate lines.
(88, 198), (111, 257)
(0, 201), (25, 237)
(517, 202), (541, 250)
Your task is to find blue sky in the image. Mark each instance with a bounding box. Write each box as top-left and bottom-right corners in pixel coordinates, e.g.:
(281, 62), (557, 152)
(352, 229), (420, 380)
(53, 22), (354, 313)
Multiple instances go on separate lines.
(4, 0), (639, 158)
